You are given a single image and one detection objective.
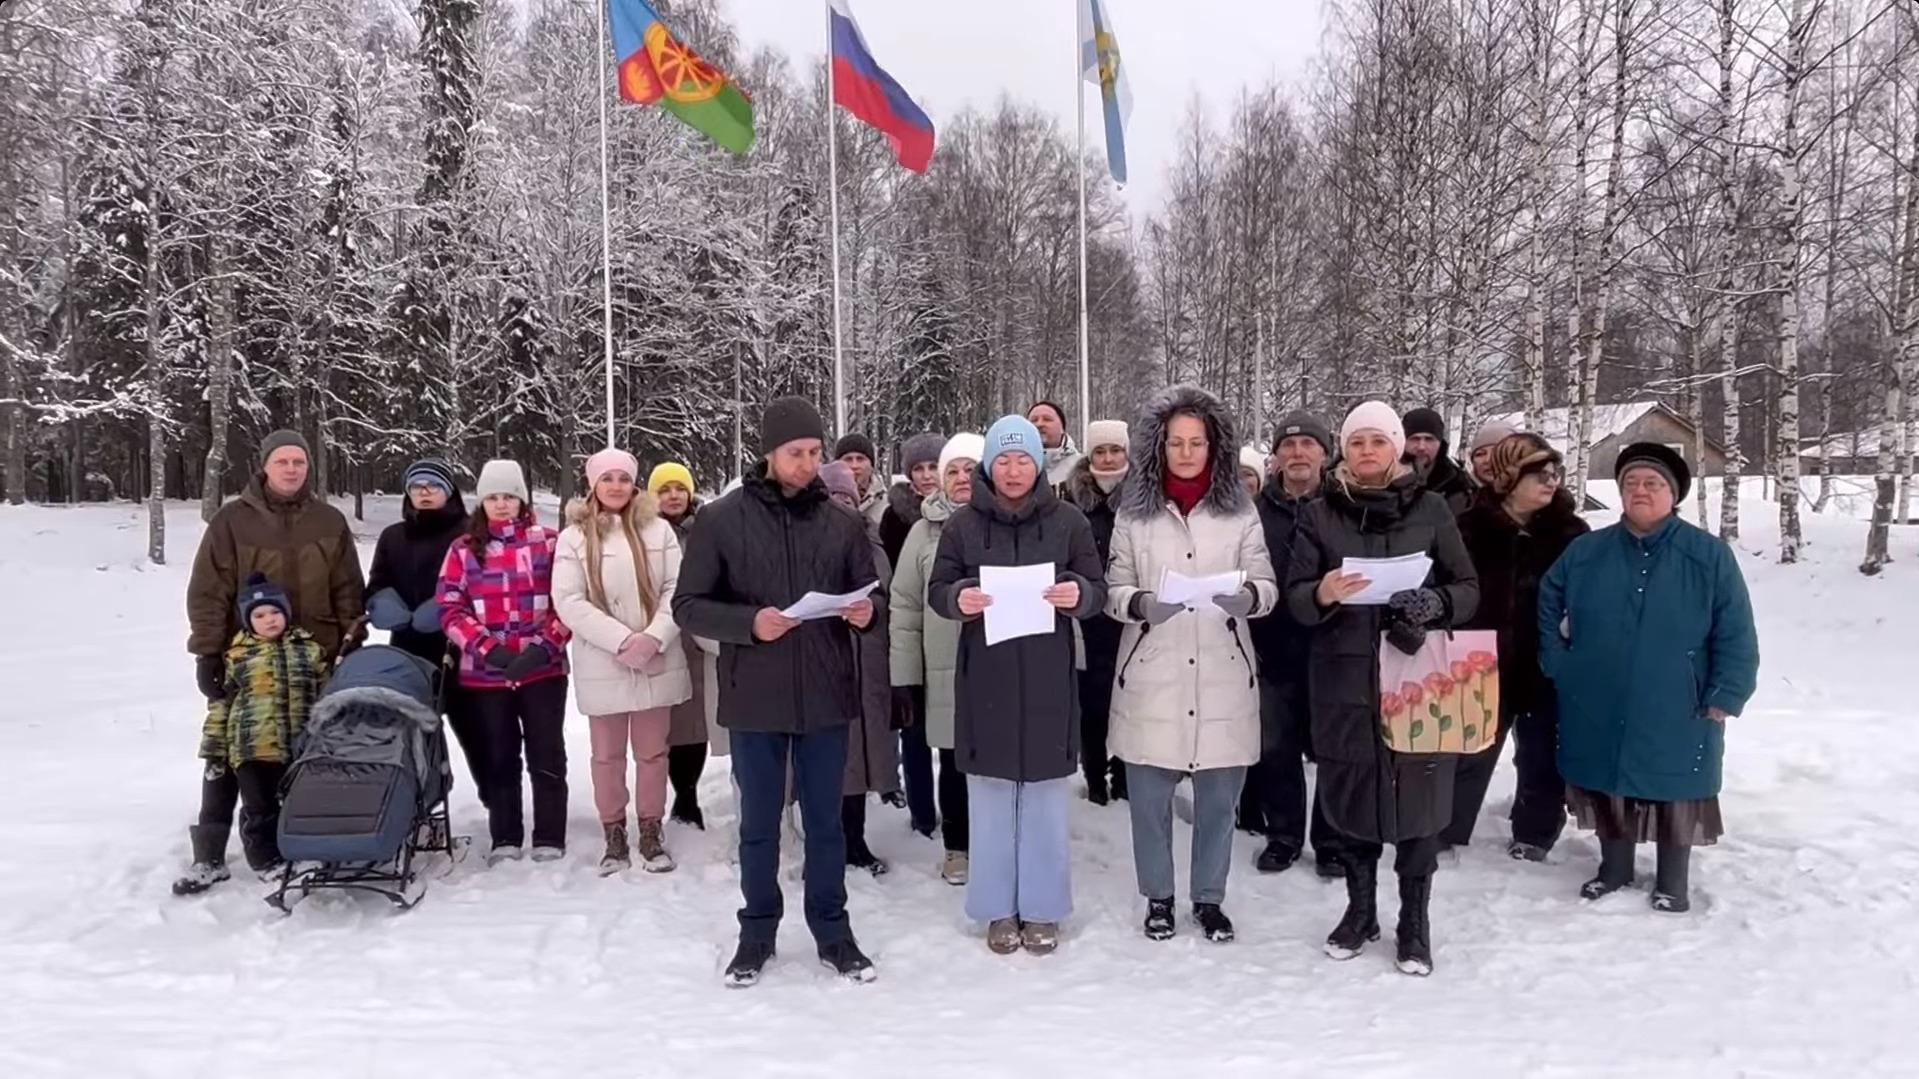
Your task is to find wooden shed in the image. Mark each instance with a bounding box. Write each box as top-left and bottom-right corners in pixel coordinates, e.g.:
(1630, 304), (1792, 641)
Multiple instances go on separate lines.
(1488, 401), (1729, 480)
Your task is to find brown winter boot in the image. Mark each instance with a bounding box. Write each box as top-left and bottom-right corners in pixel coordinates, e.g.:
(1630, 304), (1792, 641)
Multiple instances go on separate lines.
(636, 818), (676, 874)
(597, 821), (630, 877)
(987, 918), (1023, 955)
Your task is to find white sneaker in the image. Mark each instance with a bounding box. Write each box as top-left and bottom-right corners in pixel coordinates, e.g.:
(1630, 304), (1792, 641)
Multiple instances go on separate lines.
(487, 844), (525, 867)
(940, 851), (968, 886)
(530, 845), (564, 863)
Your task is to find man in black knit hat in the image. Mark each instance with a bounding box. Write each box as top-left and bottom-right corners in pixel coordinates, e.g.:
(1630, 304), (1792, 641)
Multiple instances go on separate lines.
(675, 396), (883, 987)
(1401, 407), (1477, 515)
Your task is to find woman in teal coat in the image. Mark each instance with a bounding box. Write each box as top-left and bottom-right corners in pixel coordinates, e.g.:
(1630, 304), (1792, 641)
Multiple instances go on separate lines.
(1538, 443), (1759, 913)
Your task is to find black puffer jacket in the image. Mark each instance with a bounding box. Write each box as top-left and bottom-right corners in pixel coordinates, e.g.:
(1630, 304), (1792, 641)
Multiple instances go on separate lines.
(1457, 488), (1588, 716)
(878, 481), (923, 577)
(928, 468), (1107, 783)
(672, 461), (880, 735)
(1248, 474), (1325, 683)
(1062, 457), (1124, 678)
(365, 493), (469, 664)
(1286, 469), (1480, 764)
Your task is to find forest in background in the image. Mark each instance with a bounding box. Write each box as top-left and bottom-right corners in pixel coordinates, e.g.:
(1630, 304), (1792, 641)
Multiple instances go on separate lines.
(2, 0), (1917, 570)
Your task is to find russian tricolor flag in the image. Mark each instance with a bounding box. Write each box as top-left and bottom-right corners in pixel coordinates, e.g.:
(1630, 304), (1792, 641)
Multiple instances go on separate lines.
(830, 0), (936, 173)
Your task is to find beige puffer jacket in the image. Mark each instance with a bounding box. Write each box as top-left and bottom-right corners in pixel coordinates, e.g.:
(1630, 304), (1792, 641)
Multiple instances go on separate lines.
(553, 494), (692, 717)
(1104, 499), (1279, 772)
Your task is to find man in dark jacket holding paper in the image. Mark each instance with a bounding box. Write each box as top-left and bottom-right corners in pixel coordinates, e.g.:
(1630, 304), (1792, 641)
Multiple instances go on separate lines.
(928, 414), (1107, 955)
(673, 396), (881, 988)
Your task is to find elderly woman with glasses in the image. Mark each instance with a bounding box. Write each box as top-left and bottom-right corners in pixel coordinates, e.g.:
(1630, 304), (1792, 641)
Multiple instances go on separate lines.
(1445, 433), (1590, 861)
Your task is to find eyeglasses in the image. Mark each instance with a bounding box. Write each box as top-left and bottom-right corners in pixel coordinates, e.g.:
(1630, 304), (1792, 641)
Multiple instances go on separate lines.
(1528, 467), (1563, 486)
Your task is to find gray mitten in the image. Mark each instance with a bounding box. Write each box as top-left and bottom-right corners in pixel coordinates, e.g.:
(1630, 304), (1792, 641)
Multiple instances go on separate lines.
(1211, 584), (1257, 619)
(366, 588), (410, 631)
(1388, 588), (1446, 628)
(1130, 592), (1183, 626)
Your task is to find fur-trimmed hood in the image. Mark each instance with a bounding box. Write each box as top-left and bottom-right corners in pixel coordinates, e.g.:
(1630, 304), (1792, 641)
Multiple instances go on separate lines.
(564, 488), (661, 530)
(1119, 385), (1247, 520)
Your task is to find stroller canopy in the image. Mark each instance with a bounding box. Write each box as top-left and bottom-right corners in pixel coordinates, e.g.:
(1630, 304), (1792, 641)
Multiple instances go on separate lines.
(325, 645), (438, 708)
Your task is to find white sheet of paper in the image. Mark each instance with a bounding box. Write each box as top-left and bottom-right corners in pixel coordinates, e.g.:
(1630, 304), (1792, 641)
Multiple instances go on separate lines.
(1340, 553), (1433, 606)
(981, 562), (1057, 646)
(779, 580), (879, 621)
(1159, 568), (1245, 608)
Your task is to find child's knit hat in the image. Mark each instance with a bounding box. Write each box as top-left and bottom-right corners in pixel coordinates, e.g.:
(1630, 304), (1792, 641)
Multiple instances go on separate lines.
(237, 573), (292, 626)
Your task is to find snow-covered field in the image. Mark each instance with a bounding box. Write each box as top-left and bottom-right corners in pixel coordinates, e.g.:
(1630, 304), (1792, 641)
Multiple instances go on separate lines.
(3, 484), (1917, 1077)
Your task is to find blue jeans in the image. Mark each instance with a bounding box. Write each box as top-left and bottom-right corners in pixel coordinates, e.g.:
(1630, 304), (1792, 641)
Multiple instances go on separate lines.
(965, 775), (1072, 924)
(1126, 762), (1247, 905)
(731, 727), (851, 947)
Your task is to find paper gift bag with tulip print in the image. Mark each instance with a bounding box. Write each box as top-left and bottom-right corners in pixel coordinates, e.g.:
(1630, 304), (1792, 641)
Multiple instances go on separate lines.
(1376, 631), (1500, 754)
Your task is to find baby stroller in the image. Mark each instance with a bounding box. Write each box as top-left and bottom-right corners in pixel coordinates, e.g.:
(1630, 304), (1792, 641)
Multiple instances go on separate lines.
(268, 645), (463, 912)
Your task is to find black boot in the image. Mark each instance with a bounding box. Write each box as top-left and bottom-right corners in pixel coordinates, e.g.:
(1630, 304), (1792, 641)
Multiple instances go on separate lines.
(1256, 838), (1301, 874)
(1324, 853), (1380, 959)
(1085, 771), (1110, 806)
(1651, 842), (1692, 913)
(1580, 839), (1637, 900)
(1193, 902), (1236, 943)
(724, 939), (776, 988)
(1143, 897), (1177, 941)
(670, 792), (705, 831)
(1394, 873), (1434, 977)
(172, 825), (232, 897)
(1108, 760), (1128, 802)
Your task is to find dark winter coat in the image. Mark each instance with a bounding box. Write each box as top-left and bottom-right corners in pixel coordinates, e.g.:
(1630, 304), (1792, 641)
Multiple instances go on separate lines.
(672, 461), (880, 736)
(1415, 448), (1478, 516)
(927, 469), (1107, 784)
(662, 497), (712, 748)
(878, 481), (925, 577)
(187, 477), (367, 658)
(366, 494), (469, 665)
(1249, 474), (1327, 683)
(1539, 514), (1759, 803)
(845, 515), (901, 795)
(1285, 466), (1480, 843)
(1062, 457), (1124, 679)
(1457, 489), (1589, 717)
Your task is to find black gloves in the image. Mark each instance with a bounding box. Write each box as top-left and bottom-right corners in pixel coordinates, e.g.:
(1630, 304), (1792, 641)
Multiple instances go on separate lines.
(890, 686), (921, 732)
(503, 644), (553, 682)
(1388, 588), (1446, 628)
(1385, 617), (1427, 656)
(484, 644), (515, 671)
(195, 655), (226, 702)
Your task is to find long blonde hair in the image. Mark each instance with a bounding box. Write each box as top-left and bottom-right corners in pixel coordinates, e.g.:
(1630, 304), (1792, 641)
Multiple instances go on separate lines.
(571, 488), (660, 624)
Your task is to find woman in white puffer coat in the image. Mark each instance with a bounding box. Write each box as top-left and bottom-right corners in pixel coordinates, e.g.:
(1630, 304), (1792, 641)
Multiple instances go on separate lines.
(1105, 385), (1279, 946)
(553, 448), (692, 877)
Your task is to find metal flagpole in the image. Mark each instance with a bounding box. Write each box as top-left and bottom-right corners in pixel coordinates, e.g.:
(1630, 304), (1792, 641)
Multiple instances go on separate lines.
(825, 0), (848, 435)
(1076, 3), (1092, 445)
(596, 0), (616, 447)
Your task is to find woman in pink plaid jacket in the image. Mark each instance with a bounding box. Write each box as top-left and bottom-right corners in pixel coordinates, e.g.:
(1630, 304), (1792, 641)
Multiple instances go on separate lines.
(438, 458), (573, 866)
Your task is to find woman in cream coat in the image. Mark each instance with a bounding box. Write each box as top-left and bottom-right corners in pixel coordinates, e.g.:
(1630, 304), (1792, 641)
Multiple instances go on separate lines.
(1105, 385), (1278, 945)
(554, 448), (692, 876)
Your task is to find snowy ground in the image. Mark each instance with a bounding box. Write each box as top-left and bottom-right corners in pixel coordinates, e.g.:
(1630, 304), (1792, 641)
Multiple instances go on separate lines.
(3, 484), (1917, 1077)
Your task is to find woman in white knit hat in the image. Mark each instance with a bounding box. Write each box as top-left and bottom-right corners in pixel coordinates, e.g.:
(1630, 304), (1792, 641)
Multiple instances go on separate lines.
(1061, 419), (1131, 805)
(552, 447), (693, 875)
(1284, 401), (1480, 977)
(889, 432), (985, 885)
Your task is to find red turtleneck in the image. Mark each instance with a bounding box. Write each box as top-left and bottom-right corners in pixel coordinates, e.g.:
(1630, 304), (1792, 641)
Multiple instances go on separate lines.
(1164, 470), (1208, 516)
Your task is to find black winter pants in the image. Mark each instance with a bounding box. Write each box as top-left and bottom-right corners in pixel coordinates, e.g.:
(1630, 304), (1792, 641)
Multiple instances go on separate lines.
(465, 677), (570, 850)
(669, 742), (708, 810)
(937, 748), (969, 853)
(1343, 834), (1441, 879)
(1078, 666), (1119, 790)
(442, 683), (492, 810)
(194, 760), (289, 870)
(1246, 678), (1341, 861)
(1443, 705), (1566, 850)
(899, 722), (938, 835)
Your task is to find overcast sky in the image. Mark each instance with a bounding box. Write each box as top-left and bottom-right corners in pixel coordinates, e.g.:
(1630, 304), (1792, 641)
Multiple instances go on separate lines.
(718, 0), (1327, 214)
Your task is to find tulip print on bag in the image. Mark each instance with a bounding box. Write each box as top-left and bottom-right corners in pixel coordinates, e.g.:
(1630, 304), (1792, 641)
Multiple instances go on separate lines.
(1377, 630), (1500, 754)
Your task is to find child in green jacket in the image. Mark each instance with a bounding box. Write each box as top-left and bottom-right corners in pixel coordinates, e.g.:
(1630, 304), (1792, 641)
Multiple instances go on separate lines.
(173, 574), (329, 895)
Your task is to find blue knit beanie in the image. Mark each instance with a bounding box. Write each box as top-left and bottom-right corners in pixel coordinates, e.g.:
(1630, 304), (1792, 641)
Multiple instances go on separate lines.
(983, 415), (1044, 478)
(236, 572), (292, 626)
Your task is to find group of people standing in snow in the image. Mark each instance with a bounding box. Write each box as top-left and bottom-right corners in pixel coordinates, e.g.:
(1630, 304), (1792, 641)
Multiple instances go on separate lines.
(172, 382), (1759, 987)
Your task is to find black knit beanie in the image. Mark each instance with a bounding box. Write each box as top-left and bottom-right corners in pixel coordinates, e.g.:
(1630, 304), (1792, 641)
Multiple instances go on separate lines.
(1401, 407), (1447, 444)
(834, 433), (877, 463)
(761, 396), (826, 455)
